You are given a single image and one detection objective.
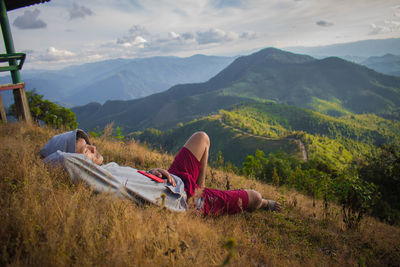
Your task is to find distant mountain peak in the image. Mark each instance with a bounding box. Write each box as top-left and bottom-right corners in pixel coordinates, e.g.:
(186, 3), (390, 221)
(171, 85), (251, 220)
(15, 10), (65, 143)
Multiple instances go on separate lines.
(206, 47), (316, 88)
(319, 56), (350, 65)
(243, 47), (315, 65)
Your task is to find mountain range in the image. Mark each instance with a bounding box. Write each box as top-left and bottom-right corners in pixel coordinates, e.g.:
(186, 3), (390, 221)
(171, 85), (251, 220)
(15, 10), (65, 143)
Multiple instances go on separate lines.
(285, 38), (400, 62)
(1, 38), (399, 111)
(361, 54), (400, 77)
(72, 47), (400, 134)
(0, 54), (234, 107)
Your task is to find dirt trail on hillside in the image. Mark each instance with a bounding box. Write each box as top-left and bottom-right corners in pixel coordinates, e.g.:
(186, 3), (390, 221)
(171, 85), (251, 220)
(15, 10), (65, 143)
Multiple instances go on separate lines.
(218, 118), (308, 161)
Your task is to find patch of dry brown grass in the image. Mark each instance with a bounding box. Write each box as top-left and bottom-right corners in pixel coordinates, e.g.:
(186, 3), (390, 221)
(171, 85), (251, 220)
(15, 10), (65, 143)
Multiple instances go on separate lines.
(1, 123), (399, 266)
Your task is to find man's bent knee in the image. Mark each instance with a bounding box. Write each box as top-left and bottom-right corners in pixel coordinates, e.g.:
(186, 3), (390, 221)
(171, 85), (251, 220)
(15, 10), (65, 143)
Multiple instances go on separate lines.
(192, 131), (210, 146)
(185, 131), (210, 149)
(184, 131), (210, 162)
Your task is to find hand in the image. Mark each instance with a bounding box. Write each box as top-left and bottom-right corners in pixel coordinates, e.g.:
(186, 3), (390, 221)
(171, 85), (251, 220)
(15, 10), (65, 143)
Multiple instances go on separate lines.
(149, 168), (176, 187)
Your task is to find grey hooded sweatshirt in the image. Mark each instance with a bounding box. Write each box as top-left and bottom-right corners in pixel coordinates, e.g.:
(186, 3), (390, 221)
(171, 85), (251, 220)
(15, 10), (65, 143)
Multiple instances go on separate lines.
(41, 129), (187, 212)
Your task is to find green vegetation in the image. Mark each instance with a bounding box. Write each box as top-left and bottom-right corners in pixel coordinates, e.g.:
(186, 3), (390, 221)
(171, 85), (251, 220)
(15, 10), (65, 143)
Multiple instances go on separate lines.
(358, 144), (400, 224)
(222, 102), (400, 145)
(89, 123), (126, 142)
(309, 97), (351, 117)
(8, 90), (78, 129)
(221, 102), (400, 224)
(73, 48), (400, 133)
(132, 115), (303, 167)
(1, 123), (400, 266)
(219, 102), (399, 169)
(133, 100), (400, 224)
(242, 149), (379, 228)
(135, 101), (399, 170)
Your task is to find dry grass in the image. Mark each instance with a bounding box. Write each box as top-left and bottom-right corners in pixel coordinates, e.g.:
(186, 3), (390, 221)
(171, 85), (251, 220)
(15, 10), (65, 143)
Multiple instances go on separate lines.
(1, 123), (399, 266)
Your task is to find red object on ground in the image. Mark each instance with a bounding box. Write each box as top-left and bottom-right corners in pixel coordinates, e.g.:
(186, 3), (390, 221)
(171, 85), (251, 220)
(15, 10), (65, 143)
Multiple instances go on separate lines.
(137, 170), (166, 183)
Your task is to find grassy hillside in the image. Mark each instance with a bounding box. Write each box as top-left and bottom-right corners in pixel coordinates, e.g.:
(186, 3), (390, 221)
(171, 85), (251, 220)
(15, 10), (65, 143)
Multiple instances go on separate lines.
(220, 102), (400, 161)
(221, 102), (400, 143)
(134, 101), (400, 170)
(1, 123), (400, 266)
(132, 115), (303, 166)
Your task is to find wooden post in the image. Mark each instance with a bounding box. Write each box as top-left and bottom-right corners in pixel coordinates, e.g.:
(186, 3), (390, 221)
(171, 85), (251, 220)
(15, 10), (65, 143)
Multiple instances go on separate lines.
(0, 92), (6, 123)
(0, 0), (31, 123)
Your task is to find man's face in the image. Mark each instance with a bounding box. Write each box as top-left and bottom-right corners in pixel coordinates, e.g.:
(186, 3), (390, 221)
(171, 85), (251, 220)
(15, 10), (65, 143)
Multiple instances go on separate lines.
(76, 138), (104, 165)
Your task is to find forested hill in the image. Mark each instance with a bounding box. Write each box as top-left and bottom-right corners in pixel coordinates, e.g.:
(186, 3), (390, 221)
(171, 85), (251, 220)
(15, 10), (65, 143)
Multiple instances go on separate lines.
(73, 47), (400, 133)
(132, 102), (400, 169)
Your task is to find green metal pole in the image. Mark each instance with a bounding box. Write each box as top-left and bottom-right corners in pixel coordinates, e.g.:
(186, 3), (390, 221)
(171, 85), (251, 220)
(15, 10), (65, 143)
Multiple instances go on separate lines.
(0, 0), (31, 122)
(0, 0), (21, 83)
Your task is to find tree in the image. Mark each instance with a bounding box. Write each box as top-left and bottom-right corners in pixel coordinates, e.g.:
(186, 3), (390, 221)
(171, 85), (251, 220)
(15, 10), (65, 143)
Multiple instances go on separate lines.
(358, 144), (400, 225)
(271, 167), (280, 186)
(333, 172), (376, 229)
(263, 150), (299, 184)
(242, 149), (266, 179)
(8, 90), (77, 129)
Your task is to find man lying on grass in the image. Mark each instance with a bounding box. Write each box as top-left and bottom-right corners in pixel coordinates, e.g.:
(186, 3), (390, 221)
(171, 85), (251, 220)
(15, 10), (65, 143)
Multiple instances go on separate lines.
(40, 129), (281, 215)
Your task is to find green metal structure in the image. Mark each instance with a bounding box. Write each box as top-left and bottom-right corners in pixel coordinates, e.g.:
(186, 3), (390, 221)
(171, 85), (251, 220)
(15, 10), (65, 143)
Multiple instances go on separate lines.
(0, 0), (50, 123)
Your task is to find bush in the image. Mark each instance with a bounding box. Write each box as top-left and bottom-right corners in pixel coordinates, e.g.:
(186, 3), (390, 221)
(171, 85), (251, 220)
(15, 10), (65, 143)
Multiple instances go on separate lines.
(8, 90), (77, 129)
(333, 173), (376, 229)
(358, 144), (400, 225)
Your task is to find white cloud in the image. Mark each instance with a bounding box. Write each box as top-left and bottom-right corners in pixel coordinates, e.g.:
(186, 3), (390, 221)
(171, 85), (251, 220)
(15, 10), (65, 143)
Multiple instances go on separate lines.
(13, 9), (46, 30)
(113, 25), (258, 57)
(240, 31), (257, 39)
(121, 36), (147, 47)
(68, 3), (94, 20)
(368, 4), (400, 35)
(196, 28), (239, 44)
(369, 19), (400, 35)
(38, 47), (76, 62)
(104, 24), (260, 60)
(368, 23), (388, 35)
(169, 31), (180, 39)
(117, 25), (149, 47)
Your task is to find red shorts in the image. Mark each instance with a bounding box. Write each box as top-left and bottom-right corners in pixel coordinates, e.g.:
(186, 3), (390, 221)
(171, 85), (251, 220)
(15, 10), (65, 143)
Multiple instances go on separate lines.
(169, 147), (248, 215)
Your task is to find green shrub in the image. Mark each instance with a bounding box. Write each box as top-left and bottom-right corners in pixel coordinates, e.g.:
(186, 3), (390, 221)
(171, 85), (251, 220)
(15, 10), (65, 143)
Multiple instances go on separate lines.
(333, 173), (376, 229)
(8, 90), (77, 129)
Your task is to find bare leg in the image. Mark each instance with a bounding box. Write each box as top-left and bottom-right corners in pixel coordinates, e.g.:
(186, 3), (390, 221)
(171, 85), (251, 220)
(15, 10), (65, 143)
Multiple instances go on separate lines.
(183, 131), (210, 188)
(183, 132), (281, 212)
(245, 190), (263, 211)
(245, 190), (281, 212)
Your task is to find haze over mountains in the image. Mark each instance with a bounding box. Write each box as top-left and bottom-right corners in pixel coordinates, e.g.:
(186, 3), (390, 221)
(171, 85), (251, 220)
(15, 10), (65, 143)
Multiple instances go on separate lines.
(1, 38), (399, 112)
(286, 38), (400, 77)
(72, 47), (400, 133)
(361, 54), (400, 77)
(0, 55), (234, 107)
(286, 38), (400, 62)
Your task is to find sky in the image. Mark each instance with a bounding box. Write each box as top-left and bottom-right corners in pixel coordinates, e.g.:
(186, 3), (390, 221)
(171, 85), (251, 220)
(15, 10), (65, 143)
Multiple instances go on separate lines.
(3, 0), (400, 69)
